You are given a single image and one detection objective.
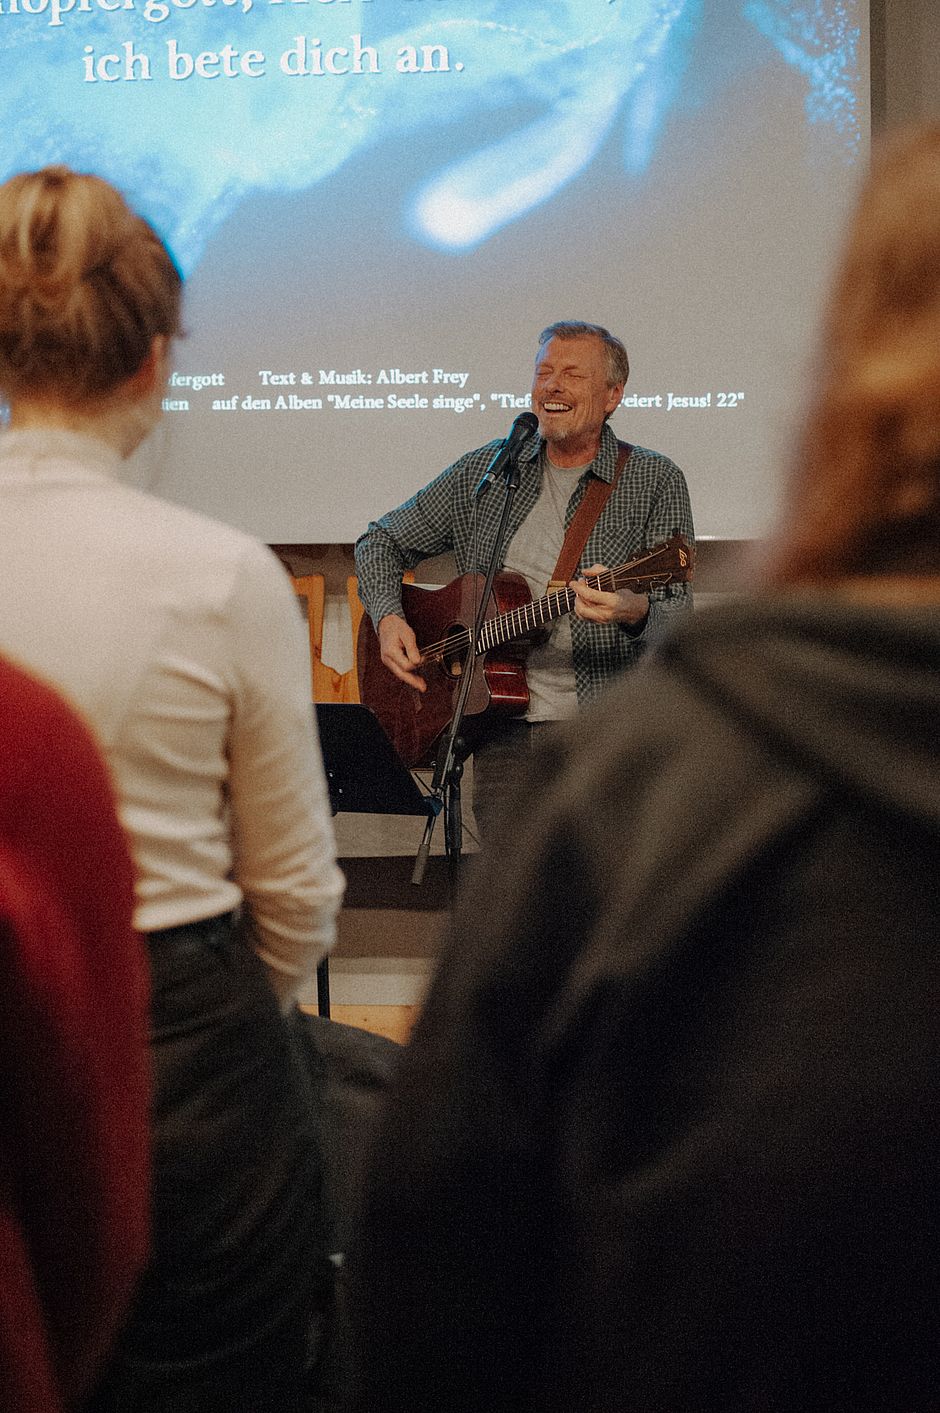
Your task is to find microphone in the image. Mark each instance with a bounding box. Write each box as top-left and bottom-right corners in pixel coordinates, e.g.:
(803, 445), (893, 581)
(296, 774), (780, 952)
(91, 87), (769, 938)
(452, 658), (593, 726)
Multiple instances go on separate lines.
(473, 411), (539, 497)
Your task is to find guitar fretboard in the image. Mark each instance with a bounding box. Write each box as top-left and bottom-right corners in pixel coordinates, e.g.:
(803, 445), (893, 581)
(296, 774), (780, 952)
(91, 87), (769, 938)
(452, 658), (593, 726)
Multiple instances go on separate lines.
(415, 536), (691, 668)
(477, 585), (576, 653)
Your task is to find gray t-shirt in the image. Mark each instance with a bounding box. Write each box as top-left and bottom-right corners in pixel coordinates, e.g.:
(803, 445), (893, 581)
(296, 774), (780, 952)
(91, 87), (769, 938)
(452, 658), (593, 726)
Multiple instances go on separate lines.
(504, 450), (592, 722)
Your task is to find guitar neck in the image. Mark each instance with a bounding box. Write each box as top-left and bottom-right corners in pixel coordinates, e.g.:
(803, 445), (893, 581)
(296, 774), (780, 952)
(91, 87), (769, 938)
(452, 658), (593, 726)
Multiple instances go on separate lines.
(476, 555), (676, 655)
(477, 583), (577, 654)
(413, 536), (691, 668)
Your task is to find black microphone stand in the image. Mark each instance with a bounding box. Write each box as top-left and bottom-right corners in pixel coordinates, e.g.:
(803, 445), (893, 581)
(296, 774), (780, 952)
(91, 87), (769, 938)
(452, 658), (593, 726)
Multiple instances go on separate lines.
(411, 450), (525, 887)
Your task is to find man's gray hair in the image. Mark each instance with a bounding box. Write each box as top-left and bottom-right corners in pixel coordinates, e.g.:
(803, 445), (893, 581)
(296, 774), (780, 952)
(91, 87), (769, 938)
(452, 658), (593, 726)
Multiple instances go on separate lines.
(537, 321), (630, 387)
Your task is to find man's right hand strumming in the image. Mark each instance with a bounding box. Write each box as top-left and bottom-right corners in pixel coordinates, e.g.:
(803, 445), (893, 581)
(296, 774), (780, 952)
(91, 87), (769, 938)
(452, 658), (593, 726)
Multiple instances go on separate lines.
(378, 614), (426, 691)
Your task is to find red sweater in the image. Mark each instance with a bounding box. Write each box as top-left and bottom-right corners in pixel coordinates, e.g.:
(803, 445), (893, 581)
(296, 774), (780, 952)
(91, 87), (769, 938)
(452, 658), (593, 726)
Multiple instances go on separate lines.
(0, 656), (149, 1412)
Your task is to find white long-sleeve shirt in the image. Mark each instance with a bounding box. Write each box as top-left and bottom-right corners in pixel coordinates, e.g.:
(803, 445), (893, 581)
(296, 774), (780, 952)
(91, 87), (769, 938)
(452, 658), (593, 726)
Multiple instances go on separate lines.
(0, 426), (344, 1004)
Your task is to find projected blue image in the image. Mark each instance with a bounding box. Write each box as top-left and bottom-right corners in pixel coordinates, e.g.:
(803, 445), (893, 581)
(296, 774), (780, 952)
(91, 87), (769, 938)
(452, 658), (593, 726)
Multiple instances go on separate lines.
(0, 0), (861, 272)
(0, 0), (868, 543)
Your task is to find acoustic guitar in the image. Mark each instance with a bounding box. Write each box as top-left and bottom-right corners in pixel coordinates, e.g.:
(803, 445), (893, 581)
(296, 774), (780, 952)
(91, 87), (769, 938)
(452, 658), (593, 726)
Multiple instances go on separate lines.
(357, 534), (693, 768)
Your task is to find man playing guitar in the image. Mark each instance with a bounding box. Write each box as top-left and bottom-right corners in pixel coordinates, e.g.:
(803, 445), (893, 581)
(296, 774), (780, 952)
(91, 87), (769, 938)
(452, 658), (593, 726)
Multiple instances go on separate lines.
(355, 320), (695, 837)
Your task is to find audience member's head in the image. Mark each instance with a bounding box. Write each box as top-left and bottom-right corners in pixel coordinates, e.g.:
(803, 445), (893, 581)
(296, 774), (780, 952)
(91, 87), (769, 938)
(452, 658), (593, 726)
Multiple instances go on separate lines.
(0, 165), (181, 417)
(769, 123), (940, 586)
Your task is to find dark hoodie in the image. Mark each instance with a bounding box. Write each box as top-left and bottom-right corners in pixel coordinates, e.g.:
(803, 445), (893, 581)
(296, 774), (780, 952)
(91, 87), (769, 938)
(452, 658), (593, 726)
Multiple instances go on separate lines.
(348, 595), (940, 1413)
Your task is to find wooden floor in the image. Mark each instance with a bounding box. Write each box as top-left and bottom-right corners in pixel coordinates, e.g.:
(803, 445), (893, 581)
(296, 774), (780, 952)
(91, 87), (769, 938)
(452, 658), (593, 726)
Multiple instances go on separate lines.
(307, 1003), (419, 1046)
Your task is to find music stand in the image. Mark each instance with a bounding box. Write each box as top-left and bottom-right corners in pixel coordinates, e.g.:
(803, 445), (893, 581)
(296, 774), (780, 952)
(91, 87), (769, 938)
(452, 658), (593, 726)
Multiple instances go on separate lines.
(313, 703), (432, 1016)
(316, 703), (431, 818)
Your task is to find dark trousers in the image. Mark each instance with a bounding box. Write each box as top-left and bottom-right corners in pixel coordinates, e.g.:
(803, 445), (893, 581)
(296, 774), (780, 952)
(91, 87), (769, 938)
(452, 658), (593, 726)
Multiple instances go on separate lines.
(471, 720), (557, 841)
(88, 914), (329, 1413)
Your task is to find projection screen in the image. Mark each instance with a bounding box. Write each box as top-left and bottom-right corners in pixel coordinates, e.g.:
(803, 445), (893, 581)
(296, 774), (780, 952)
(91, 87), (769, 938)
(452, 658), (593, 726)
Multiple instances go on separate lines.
(0, 0), (870, 540)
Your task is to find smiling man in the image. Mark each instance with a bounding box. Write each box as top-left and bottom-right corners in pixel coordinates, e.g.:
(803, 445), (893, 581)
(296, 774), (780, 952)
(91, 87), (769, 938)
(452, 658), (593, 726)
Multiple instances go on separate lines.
(355, 321), (694, 836)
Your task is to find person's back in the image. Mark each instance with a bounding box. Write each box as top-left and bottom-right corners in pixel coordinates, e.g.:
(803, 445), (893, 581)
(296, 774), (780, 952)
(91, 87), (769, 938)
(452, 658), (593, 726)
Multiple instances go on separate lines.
(0, 655), (148, 1413)
(0, 426), (336, 955)
(0, 166), (344, 1412)
(507, 595), (940, 1412)
(347, 592), (940, 1412)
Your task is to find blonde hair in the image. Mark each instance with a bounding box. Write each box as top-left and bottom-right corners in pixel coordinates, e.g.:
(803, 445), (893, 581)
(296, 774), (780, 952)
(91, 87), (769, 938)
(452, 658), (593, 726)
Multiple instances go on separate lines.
(0, 166), (182, 404)
(770, 125), (940, 584)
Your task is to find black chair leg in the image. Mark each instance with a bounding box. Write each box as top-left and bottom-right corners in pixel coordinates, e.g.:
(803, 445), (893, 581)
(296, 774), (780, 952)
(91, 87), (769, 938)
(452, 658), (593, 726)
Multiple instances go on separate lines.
(316, 958), (331, 1018)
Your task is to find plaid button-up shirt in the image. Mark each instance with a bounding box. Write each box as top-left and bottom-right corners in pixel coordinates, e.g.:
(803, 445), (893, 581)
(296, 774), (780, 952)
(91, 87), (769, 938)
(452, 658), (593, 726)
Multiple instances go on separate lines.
(355, 422), (694, 706)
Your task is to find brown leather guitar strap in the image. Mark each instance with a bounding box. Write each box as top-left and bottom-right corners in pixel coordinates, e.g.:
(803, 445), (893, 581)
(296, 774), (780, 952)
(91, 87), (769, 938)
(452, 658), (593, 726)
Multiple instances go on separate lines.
(547, 440), (633, 590)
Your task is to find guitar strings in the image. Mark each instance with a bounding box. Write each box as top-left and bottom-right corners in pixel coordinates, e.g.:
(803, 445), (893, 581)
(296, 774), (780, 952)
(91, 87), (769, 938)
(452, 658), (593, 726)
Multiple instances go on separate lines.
(416, 548), (679, 665)
(418, 585), (576, 664)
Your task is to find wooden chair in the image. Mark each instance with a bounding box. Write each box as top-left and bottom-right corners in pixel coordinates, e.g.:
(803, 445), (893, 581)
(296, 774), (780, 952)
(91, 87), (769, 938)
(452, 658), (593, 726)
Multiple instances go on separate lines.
(290, 573), (337, 703)
(290, 571), (376, 706)
(346, 575), (367, 701)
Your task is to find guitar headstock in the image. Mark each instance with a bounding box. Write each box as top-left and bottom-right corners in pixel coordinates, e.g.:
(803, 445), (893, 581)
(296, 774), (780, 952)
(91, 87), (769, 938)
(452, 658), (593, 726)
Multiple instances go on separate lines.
(610, 533), (695, 592)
